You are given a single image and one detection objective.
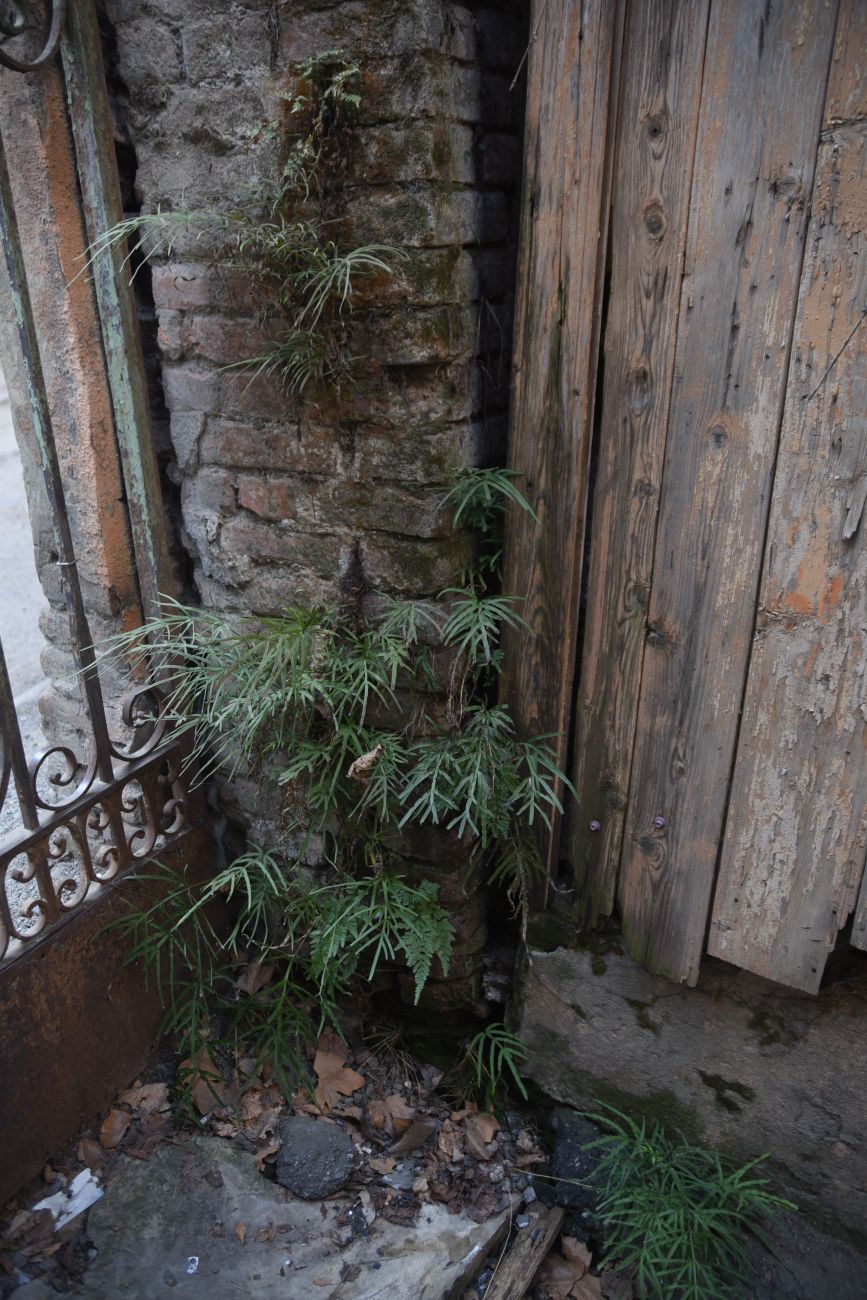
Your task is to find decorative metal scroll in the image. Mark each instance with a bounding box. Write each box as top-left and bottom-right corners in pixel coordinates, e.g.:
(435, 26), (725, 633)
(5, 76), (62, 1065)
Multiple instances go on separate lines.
(0, 1), (66, 72)
(0, 6), (195, 967)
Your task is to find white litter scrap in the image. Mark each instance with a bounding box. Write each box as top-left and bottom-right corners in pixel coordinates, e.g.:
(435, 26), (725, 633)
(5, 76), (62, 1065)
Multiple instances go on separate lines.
(33, 1168), (103, 1229)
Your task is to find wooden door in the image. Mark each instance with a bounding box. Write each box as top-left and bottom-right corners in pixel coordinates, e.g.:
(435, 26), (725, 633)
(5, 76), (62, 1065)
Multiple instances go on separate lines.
(503, 0), (867, 993)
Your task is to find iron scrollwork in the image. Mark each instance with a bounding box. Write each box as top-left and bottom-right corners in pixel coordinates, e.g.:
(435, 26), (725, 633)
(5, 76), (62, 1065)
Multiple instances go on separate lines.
(0, 0), (66, 72)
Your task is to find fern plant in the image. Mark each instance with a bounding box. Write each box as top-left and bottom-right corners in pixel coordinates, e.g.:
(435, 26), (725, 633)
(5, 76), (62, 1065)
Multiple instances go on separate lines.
(85, 50), (398, 395)
(586, 1105), (796, 1300)
(463, 1023), (529, 1112)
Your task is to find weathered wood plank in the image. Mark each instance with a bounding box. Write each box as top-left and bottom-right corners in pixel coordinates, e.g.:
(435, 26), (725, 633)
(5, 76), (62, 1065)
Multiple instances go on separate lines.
(566, 0), (710, 926)
(617, 0), (839, 983)
(710, 1), (867, 989)
(61, 1), (176, 619)
(483, 1205), (565, 1300)
(500, 0), (624, 878)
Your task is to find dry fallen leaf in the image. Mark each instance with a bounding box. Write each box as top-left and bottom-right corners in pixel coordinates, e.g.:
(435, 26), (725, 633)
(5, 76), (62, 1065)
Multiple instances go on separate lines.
(390, 1119), (435, 1156)
(346, 744), (383, 783)
(235, 1221), (247, 1245)
(117, 1082), (170, 1114)
(464, 1112), (500, 1160)
(383, 1094), (416, 1136)
(313, 1032), (366, 1112)
(562, 1237), (593, 1270)
(76, 1138), (106, 1172)
(182, 1047), (239, 1117)
(256, 1136), (282, 1171)
(99, 1109), (131, 1149)
(368, 1157), (395, 1174)
(236, 957), (276, 996)
(541, 1237), (602, 1299)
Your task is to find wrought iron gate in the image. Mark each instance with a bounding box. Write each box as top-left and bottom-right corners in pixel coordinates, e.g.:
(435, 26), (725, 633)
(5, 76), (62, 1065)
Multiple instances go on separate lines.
(0, 1), (199, 967)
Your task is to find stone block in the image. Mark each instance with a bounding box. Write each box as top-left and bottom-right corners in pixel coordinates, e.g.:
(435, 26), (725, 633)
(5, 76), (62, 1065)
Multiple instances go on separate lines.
(169, 411), (206, 472)
(182, 15), (271, 84)
(151, 263), (260, 315)
(342, 186), (507, 248)
(350, 122), (476, 185)
(358, 56), (482, 125)
(182, 314), (271, 366)
(352, 420), (482, 482)
(156, 308), (183, 361)
(219, 516), (343, 574)
(162, 365), (220, 414)
(236, 474), (322, 527)
(327, 478), (451, 537)
(219, 369), (295, 422)
(515, 943), (867, 1244)
(112, 18), (182, 100)
(361, 533), (471, 596)
(351, 304), (478, 366)
(200, 418), (337, 476)
(348, 247), (482, 311)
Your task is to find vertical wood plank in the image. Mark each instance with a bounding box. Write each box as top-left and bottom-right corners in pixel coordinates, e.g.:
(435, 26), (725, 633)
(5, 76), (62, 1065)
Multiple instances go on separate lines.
(500, 0), (624, 875)
(61, 1), (176, 620)
(710, 0), (867, 990)
(617, 0), (839, 984)
(566, 0), (710, 926)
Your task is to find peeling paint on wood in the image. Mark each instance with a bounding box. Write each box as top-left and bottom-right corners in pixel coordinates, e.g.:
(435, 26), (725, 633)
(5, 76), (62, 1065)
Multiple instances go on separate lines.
(710, 0), (867, 992)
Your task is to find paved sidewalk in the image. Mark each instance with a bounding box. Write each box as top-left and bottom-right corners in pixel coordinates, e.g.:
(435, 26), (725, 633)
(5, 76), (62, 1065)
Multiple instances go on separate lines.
(0, 374), (48, 839)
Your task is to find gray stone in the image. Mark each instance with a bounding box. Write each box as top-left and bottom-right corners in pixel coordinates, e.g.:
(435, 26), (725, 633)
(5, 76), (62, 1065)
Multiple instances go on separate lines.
(275, 1115), (356, 1199)
(516, 945), (867, 1248)
(81, 1136), (512, 1300)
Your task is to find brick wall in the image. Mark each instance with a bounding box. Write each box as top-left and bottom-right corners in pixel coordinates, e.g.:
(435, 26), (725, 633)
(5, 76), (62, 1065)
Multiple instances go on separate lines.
(101, 0), (527, 1010)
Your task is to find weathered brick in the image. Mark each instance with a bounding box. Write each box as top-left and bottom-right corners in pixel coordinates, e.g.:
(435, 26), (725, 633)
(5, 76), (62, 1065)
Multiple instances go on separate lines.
(350, 122), (476, 185)
(200, 418), (338, 476)
(156, 309), (183, 361)
(358, 57), (482, 125)
(162, 365), (220, 414)
(219, 516), (343, 571)
(236, 475), (323, 528)
(327, 479), (450, 536)
(353, 420), (482, 482)
(349, 247), (481, 310)
(343, 186), (508, 247)
(151, 263), (260, 314)
(219, 370), (296, 422)
(351, 304), (478, 366)
(182, 314), (272, 366)
(361, 533), (470, 595)
(169, 412), (206, 472)
(181, 15), (270, 84)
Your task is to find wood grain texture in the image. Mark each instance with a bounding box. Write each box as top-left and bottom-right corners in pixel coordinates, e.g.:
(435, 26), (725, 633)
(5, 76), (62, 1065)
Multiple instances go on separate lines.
(483, 1205), (565, 1300)
(500, 0), (623, 876)
(711, 0), (867, 989)
(617, 0), (839, 984)
(566, 0), (709, 926)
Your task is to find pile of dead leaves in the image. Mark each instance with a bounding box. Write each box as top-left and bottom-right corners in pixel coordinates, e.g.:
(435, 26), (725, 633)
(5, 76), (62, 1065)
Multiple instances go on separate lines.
(182, 1027), (546, 1228)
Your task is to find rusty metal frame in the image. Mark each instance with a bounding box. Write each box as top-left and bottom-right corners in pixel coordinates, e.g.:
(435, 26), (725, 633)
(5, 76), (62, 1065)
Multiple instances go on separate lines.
(0, 0), (196, 968)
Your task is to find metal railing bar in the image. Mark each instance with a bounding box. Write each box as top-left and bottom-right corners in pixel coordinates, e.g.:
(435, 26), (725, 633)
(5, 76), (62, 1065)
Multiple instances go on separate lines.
(0, 635), (39, 830)
(0, 130), (113, 785)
